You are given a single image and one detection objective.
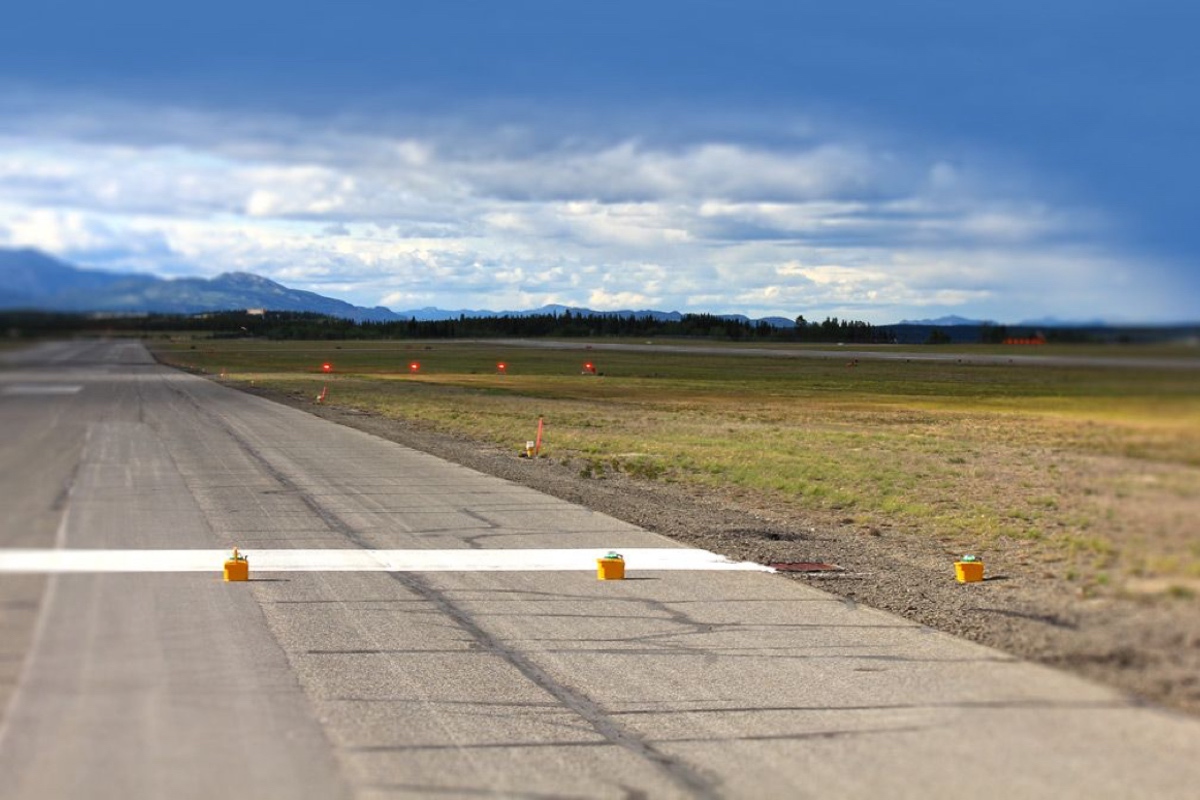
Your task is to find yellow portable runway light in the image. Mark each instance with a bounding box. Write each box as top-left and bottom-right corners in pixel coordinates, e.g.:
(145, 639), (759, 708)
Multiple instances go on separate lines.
(224, 548), (249, 582)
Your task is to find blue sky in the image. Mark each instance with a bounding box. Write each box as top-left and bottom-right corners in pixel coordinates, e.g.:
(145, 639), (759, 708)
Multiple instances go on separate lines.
(0, 1), (1196, 323)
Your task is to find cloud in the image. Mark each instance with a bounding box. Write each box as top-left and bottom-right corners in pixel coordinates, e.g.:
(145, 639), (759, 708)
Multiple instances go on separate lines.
(588, 287), (659, 308)
(0, 96), (1182, 322)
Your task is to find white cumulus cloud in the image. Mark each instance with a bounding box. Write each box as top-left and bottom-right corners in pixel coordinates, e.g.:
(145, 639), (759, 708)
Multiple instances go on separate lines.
(0, 98), (1180, 322)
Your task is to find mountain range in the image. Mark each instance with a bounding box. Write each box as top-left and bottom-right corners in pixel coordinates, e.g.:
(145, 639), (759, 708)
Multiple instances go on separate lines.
(1, 247), (1151, 330)
(0, 248), (403, 322)
(0, 248), (799, 326)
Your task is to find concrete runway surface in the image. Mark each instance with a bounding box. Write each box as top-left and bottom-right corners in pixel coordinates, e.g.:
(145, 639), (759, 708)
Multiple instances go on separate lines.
(2, 340), (1199, 799)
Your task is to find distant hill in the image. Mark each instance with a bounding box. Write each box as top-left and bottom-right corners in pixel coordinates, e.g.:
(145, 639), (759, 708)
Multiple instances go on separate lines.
(0, 248), (150, 306)
(897, 315), (991, 326)
(1016, 316), (1111, 328)
(900, 314), (1135, 329)
(0, 248), (403, 322)
(0, 248), (795, 327)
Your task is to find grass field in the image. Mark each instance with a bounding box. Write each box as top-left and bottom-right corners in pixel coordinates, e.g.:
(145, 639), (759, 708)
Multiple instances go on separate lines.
(152, 338), (1200, 589)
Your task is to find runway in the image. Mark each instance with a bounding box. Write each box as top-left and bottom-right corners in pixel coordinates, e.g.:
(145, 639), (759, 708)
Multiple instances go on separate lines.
(2, 340), (1199, 799)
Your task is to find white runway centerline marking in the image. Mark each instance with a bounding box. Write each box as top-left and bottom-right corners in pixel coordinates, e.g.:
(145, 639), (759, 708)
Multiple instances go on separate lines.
(2, 384), (84, 396)
(0, 548), (774, 573)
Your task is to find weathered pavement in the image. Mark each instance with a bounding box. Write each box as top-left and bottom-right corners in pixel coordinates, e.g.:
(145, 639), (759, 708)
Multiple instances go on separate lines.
(2, 340), (1199, 799)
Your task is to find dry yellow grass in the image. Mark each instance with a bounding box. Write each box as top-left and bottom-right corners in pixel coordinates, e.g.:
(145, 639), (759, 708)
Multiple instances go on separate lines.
(154, 339), (1200, 588)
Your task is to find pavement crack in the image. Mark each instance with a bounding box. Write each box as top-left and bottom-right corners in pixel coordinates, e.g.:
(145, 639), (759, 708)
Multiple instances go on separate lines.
(185, 389), (724, 799)
(388, 570), (724, 799)
(49, 462), (81, 512)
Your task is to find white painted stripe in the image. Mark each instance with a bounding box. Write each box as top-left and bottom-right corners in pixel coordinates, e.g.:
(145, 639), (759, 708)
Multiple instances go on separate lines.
(0, 548), (773, 574)
(2, 384), (84, 396)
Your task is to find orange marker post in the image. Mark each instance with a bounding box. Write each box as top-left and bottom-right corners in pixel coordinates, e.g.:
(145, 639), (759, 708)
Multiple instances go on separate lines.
(535, 416), (544, 455)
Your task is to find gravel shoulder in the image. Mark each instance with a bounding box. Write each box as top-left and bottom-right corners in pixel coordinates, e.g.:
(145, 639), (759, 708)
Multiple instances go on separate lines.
(254, 387), (1200, 717)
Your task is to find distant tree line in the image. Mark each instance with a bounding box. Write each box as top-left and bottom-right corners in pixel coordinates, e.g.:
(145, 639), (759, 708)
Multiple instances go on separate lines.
(2, 310), (896, 343)
(791, 315), (885, 343)
(6, 310), (1192, 344)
